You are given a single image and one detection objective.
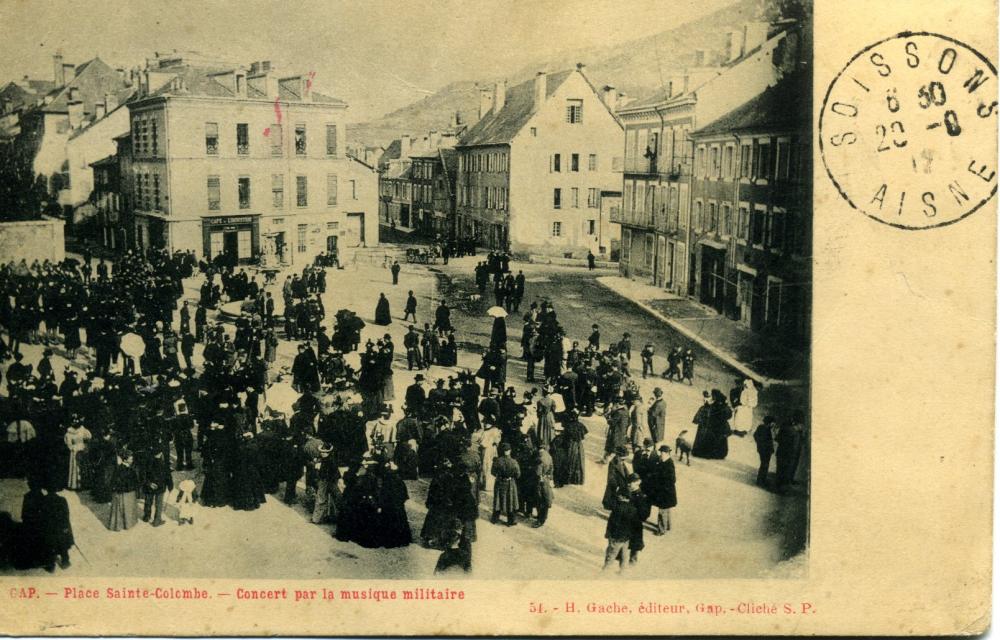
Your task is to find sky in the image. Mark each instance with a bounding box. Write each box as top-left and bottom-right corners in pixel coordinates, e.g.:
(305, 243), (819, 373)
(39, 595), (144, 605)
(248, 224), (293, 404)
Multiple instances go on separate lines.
(0, 0), (739, 122)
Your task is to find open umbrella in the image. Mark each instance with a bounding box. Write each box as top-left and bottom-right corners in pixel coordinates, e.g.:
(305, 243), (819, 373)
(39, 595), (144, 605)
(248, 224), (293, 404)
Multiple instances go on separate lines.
(120, 333), (145, 359)
(486, 306), (508, 318)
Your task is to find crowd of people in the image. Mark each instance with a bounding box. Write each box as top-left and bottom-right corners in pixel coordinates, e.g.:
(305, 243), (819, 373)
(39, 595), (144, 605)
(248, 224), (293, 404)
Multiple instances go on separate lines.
(0, 243), (805, 576)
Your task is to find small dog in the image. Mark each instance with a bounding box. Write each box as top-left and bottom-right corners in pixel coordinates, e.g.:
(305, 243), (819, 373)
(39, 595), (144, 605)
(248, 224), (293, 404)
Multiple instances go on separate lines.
(675, 430), (693, 465)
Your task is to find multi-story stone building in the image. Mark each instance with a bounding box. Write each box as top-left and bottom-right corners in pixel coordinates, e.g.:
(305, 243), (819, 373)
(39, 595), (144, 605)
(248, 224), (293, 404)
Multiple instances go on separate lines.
(378, 123), (464, 235)
(121, 55), (377, 265)
(455, 65), (623, 257)
(688, 69), (810, 347)
(614, 20), (802, 294)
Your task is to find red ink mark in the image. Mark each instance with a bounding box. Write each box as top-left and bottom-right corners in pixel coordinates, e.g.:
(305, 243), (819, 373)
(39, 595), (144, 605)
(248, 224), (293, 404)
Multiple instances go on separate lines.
(45, 593), (58, 596)
(273, 97), (283, 124)
(217, 593), (231, 597)
(263, 127), (270, 137)
(306, 70), (316, 91)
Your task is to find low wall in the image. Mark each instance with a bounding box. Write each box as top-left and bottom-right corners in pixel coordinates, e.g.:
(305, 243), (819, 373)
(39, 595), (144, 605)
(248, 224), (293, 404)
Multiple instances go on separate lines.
(0, 218), (65, 264)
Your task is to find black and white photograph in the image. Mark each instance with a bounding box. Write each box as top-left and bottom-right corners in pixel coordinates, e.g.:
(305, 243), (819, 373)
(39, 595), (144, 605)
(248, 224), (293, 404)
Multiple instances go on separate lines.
(0, 0), (811, 583)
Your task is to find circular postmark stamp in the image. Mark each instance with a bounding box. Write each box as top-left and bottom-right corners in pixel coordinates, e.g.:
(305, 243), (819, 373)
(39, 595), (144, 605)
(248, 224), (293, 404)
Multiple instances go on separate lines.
(820, 32), (997, 229)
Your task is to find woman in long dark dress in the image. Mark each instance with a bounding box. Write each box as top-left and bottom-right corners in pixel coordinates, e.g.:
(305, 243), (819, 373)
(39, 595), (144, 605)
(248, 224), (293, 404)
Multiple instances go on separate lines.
(376, 464), (412, 548)
(336, 462), (382, 548)
(562, 411), (588, 486)
(107, 453), (139, 531)
(421, 461), (459, 548)
(692, 389), (733, 460)
(230, 432), (265, 510)
(439, 332), (458, 367)
(374, 293), (392, 326)
(489, 316), (507, 351)
(87, 432), (117, 503)
(200, 423), (232, 507)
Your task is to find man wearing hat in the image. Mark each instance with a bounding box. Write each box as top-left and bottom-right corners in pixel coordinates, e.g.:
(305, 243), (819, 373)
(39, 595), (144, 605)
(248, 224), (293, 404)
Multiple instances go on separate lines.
(490, 442), (521, 526)
(602, 445), (632, 510)
(601, 397), (630, 464)
(404, 325), (423, 370)
(647, 387), (667, 445)
(405, 374), (427, 417)
(642, 445), (678, 535)
(603, 473), (650, 572)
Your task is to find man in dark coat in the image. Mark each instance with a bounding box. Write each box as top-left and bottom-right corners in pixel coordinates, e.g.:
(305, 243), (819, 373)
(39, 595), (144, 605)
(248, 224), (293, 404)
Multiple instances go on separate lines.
(390, 261), (401, 285)
(602, 474), (649, 572)
(602, 399), (630, 463)
(405, 374), (427, 417)
(434, 301), (451, 335)
(40, 485), (74, 570)
(490, 443), (520, 526)
(602, 445), (631, 510)
(647, 387), (667, 444)
(642, 445), (677, 535)
(292, 343), (321, 393)
(140, 450), (173, 526)
(754, 416), (776, 487)
(404, 291), (418, 323)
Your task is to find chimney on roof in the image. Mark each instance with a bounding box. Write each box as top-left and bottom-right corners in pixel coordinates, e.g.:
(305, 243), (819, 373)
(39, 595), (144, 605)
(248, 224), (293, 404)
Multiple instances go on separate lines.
(601, 85), (618, 112)
(400, 134), (411, 158)
(533, 71), (547, 113)
(493, 79), (507, 113)
(429, 130), (440, 148)
(67, 88), (84, 129)
(95, 101), (106, 120)
(576, 62), (587, 74)
(104, 92), (117, 113)
(478, 86), (494, 121)
(235, 70), (247, 98)
(451, 110), (462, 128)
(53, 52), (65, 85)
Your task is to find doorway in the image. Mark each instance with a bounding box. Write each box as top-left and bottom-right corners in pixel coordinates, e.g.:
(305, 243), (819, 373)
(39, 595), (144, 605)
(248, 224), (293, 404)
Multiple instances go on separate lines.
(223, 231), (239, 259)
(326, 234), (338, 252)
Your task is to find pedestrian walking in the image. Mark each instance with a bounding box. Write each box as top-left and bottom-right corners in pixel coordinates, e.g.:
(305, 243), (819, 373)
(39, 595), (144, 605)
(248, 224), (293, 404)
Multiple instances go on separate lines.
(753, 416), (776, 487)
(391, 260), (401, 285)
(490, 443), (520, 526)
(643, 445), (677, 535)
(602, 474), (649, 572)
(404, 291), (418, 323)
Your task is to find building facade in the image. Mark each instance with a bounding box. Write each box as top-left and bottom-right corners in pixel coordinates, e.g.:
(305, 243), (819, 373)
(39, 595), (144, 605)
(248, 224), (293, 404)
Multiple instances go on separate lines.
(455, 65), (623, 257)
(121, 56), (377, 265)
(614, 20), (802, 295)
(688, 70), (810, 347)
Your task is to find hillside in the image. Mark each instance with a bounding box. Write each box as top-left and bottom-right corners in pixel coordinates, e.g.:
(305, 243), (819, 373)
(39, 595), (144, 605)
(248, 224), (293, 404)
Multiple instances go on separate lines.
(349, 0), (779, 146)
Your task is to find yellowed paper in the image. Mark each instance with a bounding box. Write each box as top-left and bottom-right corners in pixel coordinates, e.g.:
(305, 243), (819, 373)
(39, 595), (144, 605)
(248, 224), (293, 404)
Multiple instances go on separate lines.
(0, 0), (993, 635)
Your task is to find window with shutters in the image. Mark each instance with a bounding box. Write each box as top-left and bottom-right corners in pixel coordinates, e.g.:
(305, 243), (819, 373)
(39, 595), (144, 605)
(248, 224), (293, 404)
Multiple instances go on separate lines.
(751, 206), (766, 246)
(694, 199), (703, 231)
(551, 153), (561, 172)
(207, 176), (220, 211)
(297, 224), (307, 252)
(769, 208), (786, 252)
(327, 174), (338, 206)
(708, 201), (718, 232)
(571, 153), (579, 172)
(272, 174), (283, 208)
(205, 122), (218, 155)
(238, 176), (251, 209)
(587, 187), (599, 208)
(236, 123), (249, 155)
(737, 205), (750, 243)
(270, 124), (283, 156)
(553, 188), (561, 209)
(571, 187), (579, 208)
(588, 154), (597, 171)
(326, 124), (338, 156)
(566, 99), (583, 123)
(740, 143), (752, 178)
(776, 140), (790, 181)
(295, 124), (306, 155)
(150, 122), (158, 156)
(722, 203), (733, 236)
(296, 175), (308, 207)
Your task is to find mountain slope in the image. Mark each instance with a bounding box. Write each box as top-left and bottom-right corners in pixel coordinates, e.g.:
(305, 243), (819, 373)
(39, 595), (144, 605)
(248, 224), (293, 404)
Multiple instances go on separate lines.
(349, 0), (773, 146)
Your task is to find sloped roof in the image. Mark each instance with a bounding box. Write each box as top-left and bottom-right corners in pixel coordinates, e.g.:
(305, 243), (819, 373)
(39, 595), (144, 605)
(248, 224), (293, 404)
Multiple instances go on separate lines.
(42, 57), (130, 115)
(692, 68), (809, 137)
(379, 138), (401, 170)
(145, 66), (347, 105)
(68, 93), (136, 140)
(458, 69), (574, 147)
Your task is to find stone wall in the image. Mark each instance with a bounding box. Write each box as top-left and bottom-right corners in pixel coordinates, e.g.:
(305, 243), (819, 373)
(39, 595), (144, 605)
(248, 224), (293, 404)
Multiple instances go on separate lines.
(0, 217), (66, 263)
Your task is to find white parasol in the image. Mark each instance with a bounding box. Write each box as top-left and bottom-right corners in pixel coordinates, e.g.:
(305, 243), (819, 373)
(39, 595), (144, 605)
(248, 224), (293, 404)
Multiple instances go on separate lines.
(486, 306), (508, 318)
(120, 333), (145, 359)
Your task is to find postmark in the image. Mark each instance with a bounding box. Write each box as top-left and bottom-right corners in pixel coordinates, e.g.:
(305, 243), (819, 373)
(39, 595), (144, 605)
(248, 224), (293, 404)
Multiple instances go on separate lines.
(820, 32), (998, 229)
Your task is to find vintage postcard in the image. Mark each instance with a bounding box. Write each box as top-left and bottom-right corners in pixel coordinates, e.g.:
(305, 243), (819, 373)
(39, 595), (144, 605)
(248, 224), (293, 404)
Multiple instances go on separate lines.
(0, 0), (993, 635)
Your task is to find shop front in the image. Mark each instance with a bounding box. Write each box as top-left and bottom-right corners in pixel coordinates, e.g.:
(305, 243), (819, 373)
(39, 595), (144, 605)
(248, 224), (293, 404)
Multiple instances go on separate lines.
(202, 215), (260, 265)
